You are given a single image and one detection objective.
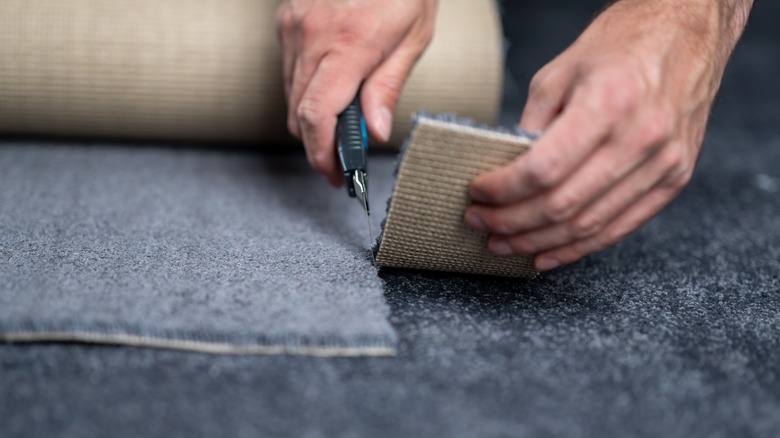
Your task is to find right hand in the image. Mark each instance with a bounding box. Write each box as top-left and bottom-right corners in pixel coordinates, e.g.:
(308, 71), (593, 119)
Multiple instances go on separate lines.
(276, 0), (437, 186)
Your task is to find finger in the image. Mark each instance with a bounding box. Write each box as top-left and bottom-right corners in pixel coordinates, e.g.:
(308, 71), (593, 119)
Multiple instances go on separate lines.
(287, 44), (325, 140)
(361, 44), (423, 143)
(297, 53), (374, 186)
(282, 35), (296, 104)
(467, 141), (648, 236)
(533, 185), (682, 271)
(466, 106), (670, 235)
(518, 64), (575, 133)
(471, 74), (635, 205)
(484, 141), (676, 256)
(274, 5), (296, 103)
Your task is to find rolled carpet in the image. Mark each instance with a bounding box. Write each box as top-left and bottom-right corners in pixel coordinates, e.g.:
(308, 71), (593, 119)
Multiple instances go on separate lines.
(0, 0), (503, 147)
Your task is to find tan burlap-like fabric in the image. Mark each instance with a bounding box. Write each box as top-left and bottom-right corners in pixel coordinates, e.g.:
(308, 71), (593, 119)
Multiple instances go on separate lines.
(0, 0), (503, 147)
(376, 118), (538, 278)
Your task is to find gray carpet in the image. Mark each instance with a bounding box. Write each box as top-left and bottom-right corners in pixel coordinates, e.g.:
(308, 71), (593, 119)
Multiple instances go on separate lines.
(1, 1), (779, 436)
(0, 145), (397, 355)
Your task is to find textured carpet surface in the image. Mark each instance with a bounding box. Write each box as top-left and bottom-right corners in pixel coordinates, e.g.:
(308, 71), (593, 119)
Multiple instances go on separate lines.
(0, 145), (397, 355)
(2, 1), (780, 437)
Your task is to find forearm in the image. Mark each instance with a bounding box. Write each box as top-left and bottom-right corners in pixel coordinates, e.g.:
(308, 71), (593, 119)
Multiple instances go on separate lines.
(601, 0), (753, 57)
(720, 0), (754, 43)
(578, 0), (753, 104)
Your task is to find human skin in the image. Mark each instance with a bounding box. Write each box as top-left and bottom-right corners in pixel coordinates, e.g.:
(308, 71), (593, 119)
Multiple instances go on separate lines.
(465, 0), (754, 271)
(277, 0), (754, 270)
(275, 0), (437, 187)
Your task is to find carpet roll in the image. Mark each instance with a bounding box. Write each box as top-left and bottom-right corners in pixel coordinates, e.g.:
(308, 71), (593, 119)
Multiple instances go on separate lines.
(0, 0), (503, 147)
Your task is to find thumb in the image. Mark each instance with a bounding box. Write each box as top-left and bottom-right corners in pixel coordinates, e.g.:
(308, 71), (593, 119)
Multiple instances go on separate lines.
(361, 47), (421, 143)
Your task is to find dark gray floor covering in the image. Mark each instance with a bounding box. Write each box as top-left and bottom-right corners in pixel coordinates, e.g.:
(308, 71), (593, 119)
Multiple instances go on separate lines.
(0, 146), (397, 354)
(2, 2), (780, 437)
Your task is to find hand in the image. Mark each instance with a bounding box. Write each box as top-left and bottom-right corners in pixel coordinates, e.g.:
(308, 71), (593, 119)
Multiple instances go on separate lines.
(276, 0), (436, 186)
(465, 0), (752, 271)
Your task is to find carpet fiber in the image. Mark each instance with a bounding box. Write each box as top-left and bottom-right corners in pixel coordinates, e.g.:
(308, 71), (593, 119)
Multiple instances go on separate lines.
(0, 145), (397, 356)
(1, 1), (779, 436)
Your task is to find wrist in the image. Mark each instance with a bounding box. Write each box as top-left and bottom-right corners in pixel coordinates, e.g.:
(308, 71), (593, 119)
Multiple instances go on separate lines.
(723, 0), (753, 46)
(595, 0), (751, 64)
(613, 0), (751, 42)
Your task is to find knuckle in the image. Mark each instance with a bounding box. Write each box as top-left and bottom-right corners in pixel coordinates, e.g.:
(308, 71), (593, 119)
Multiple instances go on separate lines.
(419, 27), (435, 47)
(528, 68), (556, 105)
(544, 193), (579, 223)
(671, 172), (692, 191)
(570, 214), (604, 239)
(528, 70), (549, 98)
(335, 22), (370, 48)
(526, 156), (563, 190)
(374, 75), (405, 101)
(666, 159), (694, 190)
(296, 99), (323, 127)
(510, 238), (537, 255)
(409, 20), (435, 49)
(598, 66), (646, 113)
(676, 170), (694, 189)
(287, 114), (300, 138)
(275, 6), (293, 32)
(638, 110), (675, 150)
(658, 145), (685, 176)
(305, 147), (331, 174)
(659, 144), (682, 169)
(604, 82), (638, 113)
(310, 155), (329, 174)
(299, 14), (325, 44)
(604, 225), (632, 246)
(557, 245), (587, 266)
(483, 213), (515, 236)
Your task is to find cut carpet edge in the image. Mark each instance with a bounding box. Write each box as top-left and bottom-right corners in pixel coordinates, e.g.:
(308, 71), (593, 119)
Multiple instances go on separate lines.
(0, 146), (400, 358)
(375, 113), (539, 278)
(0, 331), (396, 357)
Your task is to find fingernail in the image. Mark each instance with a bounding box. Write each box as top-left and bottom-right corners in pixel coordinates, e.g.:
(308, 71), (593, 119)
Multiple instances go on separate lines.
(465, 210), (487, 231)
(489, 240), (514, 257)
(536, 258), (560, 271)
(376, 106), (393, 143)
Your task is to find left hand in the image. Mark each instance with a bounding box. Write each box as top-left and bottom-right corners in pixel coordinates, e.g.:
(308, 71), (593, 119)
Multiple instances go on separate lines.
(464, 0), (751, 271)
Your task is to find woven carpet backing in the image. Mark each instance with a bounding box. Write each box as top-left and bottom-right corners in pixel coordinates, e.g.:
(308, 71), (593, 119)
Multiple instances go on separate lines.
(0, 0), (503, 147)
(376, 116), (538, 278)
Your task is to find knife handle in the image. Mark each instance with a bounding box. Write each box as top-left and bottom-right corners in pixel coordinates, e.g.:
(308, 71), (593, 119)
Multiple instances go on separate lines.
(337, 93), (368, 197)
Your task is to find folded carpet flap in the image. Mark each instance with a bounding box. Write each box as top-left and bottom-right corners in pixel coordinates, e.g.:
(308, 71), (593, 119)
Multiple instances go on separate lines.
(375, 114), (539, 278)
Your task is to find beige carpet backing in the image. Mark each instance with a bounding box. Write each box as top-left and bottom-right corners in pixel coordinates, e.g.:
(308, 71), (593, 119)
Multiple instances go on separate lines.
(0, 0), (503, 147)
(376, 117), (538, 278)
